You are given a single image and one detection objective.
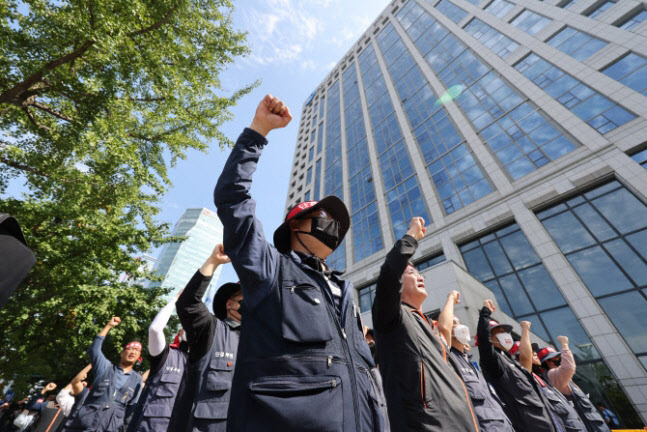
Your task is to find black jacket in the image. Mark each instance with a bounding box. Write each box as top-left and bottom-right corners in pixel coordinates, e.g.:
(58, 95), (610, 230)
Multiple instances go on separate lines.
(372, 235), (479, 432)
(477, 307), (556, 432)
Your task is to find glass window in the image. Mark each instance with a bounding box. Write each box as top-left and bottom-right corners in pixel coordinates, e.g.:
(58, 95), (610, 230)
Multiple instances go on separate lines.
(306, 166), (312, 185)
(464, 18), (520, 58)
(359, 42), (430, 239)
(546, 26), (608, 61)
(396, 7), (578, 181)
(617, 8), (647, 31)
(586, 0), (616, 18)
(510, 10), (552, 35)
(602, 53), (647, 97)
(417, 253), (447, 270)
(435, 0), (468, 23)
(314, 159), (322, 200)
(539, 181), (647, 364)
(540, 307), (600, 361)
(515, 53), (635, 133)
(484, 0), (514, 18)
(499, 274), (534, 315)
(598, 291), (647, 354)
(309, 146), (314, 162)
(358, 283), (377, 313)
(518, 266), (567, 310)
(630, 148), (647, 169)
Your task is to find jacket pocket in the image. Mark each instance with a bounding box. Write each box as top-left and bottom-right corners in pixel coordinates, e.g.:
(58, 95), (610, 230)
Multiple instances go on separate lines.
(193, 401), (229, 420)
(206, 358), (235, 393)
(155, 373), (181, 397)
(143, 403), (173, 419)
(248, 375), (343, 431)
(463, 372), (487, 401)
(281, 284), (333, 343)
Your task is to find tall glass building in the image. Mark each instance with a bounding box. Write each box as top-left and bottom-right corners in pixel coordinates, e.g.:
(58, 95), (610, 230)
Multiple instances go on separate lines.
(286, 0), (647, 424)
(150, 208), (224, 309)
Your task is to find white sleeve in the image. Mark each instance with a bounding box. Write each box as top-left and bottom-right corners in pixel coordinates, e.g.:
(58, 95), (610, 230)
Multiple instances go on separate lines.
(55, 389), (75, 417)
(148, 297), (177, 357)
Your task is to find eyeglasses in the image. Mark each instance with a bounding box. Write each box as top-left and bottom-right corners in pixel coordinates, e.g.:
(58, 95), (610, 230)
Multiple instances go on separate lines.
(407, 268), (424, 279)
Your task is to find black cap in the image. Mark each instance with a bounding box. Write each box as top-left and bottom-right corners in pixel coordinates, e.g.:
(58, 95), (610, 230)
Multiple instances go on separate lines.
(273, 196), (350, 254)
(213, 282), (241, 320)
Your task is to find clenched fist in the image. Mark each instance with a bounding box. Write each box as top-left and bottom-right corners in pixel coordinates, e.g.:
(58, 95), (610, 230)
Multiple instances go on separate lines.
(250, 95), (293, 137)
(208, 244), (231, 266)
(520, 321), (531, 330)
(406, 217), (426, 240)
(448, 290), (461, 305)
(108, 316), (121, 327)
(483, 299), (496, 313)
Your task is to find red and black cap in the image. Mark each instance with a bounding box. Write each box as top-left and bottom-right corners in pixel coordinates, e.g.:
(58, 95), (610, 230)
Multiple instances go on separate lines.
(273, 196), (350, 254)
(537, 346), (561, 363)
(213, 282), (242, 321)
(509, 341), (521, 356)
(488, 319), (513, 333)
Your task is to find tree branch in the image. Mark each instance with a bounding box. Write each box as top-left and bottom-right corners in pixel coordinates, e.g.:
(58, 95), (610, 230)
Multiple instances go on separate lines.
(23, 107), (52, 132)
(30, 101), (76, 123)
(128, 2), (181, 37)
(0, 40), (94, 105)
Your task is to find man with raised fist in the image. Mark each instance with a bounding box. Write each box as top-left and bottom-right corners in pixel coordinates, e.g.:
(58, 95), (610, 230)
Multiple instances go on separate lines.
(372, 217), (479, 432)
(62, 317), (143, 432)
(214, 95), (388, 431)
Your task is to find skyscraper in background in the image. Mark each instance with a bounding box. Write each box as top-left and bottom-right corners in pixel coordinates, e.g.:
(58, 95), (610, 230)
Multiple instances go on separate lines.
(286, 0), (647, 424)
(150, 208), (223, 309)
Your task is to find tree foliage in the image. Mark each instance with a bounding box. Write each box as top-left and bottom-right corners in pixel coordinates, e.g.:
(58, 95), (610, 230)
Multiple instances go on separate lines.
(0, 0), (253, 396)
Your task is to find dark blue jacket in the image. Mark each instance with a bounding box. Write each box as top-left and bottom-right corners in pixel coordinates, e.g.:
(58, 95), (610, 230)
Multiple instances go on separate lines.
(62, 337), (142, 432)
(214, 128), (388, 432)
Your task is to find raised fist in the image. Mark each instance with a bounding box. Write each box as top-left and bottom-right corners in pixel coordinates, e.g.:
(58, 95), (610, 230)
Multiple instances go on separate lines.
(44, 382), (57, 392)
(520, 321), (531, 330)
(109, 316), (121, 327)
(406, 217), (426, 240)
(209, 244), (231, 266)
(250, 94), (293, 137)
(448, 290), (461, 305)
(483, 299), (496, 313)
(557, 335), (569, 346)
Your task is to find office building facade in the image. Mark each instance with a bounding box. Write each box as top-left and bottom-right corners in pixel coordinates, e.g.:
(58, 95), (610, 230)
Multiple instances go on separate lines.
(286, 0), (647, 423)
(150, 208), (224, 308)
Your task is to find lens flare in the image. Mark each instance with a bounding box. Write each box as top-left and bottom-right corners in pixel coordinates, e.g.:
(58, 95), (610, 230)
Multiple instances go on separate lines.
(435, 84), (464, 106)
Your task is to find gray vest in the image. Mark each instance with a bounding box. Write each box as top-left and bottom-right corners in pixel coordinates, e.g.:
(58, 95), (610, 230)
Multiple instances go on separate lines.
(62, 368), (141, 432)
(187, 318), (239, 432)
(450, 348), (514, 432)
(568, 383), (610, 432)
(534, 374), (586, 432)
(133, 348), (187, 432)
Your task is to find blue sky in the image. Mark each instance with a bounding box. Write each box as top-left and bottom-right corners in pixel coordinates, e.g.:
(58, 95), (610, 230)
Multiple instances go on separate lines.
(155, 0), (391, 284)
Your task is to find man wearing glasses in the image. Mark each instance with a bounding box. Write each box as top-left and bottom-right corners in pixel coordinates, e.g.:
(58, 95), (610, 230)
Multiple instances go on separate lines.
(372, 217), (480, 432)
(214, 94), (388, 431)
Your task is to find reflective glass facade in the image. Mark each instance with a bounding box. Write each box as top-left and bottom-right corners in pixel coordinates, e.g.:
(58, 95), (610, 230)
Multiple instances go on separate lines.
(358, 43), (430, 238)
(586, 0), (616, 18)
(397, 2), (578, 180)
(510, 10), (552, 35)
(515, 54), (635, 133)
(618, 8), (647, 30)
(546, 27), (608, 61)
(464, 18), (520, 59)
(538, 180), (647, 370)
(602, 53), (647, 96)
(484, 0), (514, 18)
(377, 22), (492, 213)
(630, 148), (647, 169)
(343, 64), (384, 263)
(151, 208), (223, 307)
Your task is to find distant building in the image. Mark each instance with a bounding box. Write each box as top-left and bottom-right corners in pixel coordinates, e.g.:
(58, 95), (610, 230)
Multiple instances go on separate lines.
(150, 208), (223, 309)
(286, 0), (647, 424)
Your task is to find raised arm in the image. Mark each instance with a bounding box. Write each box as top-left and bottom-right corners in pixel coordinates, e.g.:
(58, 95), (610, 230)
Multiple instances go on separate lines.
(70, 364), (91, 396)
(372, 217), (425, 332)
(547, 335), (576, 393)
(477, 300), (505, 380)
(213, 95), (291, 311)
(148, 292), (181, 357)
(438, 290), (461, 346)
(176, 244), (229, 361)
(88, 317), (120, 381)
(519, 320), (533, 373)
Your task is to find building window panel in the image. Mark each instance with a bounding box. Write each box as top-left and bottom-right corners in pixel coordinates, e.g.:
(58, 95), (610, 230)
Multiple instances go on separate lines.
(598, 291), (647, 354)
(464, 18), (520, 58)
(358, 283), (377, 313)
(306, 166), (312, 185)
(314, 158), (322, 200)
(630, 148), (647, 169)
(435, 0), (468, 23)
(515, 54), (635, 133)
(617, 8), (647, 30)
(416, 253), (447, 270)
(484, 0), (515, 18)
(546, 26), (608, 61)
(586, 0), (616, 18)
(510, 10), (552, 35)
(602, 53), (647, 97)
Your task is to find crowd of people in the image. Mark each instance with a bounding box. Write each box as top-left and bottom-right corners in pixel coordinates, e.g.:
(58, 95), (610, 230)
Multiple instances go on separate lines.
(0, 96), (628, 432)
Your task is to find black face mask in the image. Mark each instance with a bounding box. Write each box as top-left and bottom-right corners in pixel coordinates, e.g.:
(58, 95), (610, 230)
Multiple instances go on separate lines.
(532, 364), (543, 375)
(298, 217), (340, 250)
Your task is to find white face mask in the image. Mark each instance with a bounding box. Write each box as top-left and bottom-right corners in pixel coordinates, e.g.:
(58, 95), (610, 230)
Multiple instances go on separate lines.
(453, 325), (471, 345)
(495, 332), (514, 351)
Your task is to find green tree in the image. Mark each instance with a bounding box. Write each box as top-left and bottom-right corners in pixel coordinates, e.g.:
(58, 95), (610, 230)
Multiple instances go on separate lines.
(0, 0), (253, 396)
